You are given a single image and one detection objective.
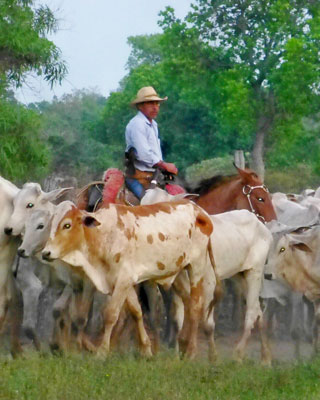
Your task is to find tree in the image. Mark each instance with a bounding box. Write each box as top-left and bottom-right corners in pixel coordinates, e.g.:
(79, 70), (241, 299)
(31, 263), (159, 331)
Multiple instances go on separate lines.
(0, 95), (50, 181)
(0, 0), (67, 181)
(159, 1), (320, 178)
(0, 0), (67, 89)
(30, 90), (110, 182)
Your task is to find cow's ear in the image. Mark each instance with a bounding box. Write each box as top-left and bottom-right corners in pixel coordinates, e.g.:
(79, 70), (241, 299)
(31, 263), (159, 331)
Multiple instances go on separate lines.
(41, 187), (74, 203)
(290, 242), (312, 253)
(82, 215), (101, 228)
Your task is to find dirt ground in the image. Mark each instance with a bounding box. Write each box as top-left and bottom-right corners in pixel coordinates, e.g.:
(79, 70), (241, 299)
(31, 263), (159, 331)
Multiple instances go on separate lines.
(198, 331), (314, 364)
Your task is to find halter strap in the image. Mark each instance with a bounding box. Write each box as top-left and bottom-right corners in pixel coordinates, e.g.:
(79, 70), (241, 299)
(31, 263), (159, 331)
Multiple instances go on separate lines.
(242, 184), (269, 223)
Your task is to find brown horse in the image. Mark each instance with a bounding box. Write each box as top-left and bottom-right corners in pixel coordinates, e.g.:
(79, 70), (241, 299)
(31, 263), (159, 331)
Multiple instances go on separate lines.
(187, 166), (276, 222)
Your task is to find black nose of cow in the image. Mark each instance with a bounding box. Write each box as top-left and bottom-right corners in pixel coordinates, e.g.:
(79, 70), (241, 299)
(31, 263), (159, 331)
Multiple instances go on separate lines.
(264, 273), (273, 280)
(17, 248), (26, 258)
(4, 227), (12, 236)
(42, 251), (51, 261)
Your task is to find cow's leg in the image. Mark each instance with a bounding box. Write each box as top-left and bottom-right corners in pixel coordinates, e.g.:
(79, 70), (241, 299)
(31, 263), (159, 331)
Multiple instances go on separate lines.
(202, 267), (218, 362)
(256, 307), (272, 366)
(234, 269), (270, 364)
(16, 258), (45, 351)
(99, 278), (132, 357)
(290, 292), (305, 360)
(202, 306), (217, 362)
(126, 286), (152, 357)
(312, 299), (320, 355)
(20, 279), (43, 351)
(0, 246), (22, 356)
(303, 298), (314, 343)
(69, 281), (96, 351)
(185, 272), (204, 360)
(169, 291), (184, 353)
(109, 303), (132, 351)
(7, 275), (23, 357)
(51, 285), (72, 352)
(79, 282), (97, 351)
(229, 277), (245, 333)
(175, 265), (205, 360)
(172, 273), (191, 355)
(140, 281), (163, 353)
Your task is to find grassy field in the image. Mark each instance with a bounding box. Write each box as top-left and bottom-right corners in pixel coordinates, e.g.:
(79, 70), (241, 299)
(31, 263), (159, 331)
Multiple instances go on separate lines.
(0, 350), (319, 400)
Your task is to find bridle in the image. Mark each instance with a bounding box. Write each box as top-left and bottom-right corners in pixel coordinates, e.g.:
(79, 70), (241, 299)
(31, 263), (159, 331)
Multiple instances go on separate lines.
(242, 184), (269, 223)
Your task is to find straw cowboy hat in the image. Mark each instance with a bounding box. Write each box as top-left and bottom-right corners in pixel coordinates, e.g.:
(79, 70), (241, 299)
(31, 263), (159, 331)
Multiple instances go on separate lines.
(131, 86), (168, 105)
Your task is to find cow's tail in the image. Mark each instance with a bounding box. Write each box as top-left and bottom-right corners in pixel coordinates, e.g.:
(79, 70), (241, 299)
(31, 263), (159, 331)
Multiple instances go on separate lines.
(207, 238), (223, 318)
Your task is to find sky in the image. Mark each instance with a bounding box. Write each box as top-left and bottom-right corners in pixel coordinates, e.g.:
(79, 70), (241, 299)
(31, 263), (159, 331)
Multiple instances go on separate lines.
(15, 0), (192, 104)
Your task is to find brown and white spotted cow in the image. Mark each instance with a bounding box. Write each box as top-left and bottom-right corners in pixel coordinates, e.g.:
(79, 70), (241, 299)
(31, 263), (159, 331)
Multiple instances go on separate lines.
(41, 199), (218, 359)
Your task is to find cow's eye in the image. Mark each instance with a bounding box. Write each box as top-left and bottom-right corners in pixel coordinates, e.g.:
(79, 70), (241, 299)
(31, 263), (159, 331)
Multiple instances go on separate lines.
(37, 224), (44, 230)
(63, 223), (71, 230)
(257, 197), (264, 202)
(26, 203), (34, 208)
(279, 247), (285, 253)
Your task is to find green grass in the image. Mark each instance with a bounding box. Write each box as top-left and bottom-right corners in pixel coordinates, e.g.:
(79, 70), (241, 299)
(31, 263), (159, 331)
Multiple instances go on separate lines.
(0, 351), (319, 400)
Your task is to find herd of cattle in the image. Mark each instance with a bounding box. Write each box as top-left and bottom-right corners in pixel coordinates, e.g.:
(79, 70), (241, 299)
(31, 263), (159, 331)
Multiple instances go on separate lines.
(1, 173), (320, 365)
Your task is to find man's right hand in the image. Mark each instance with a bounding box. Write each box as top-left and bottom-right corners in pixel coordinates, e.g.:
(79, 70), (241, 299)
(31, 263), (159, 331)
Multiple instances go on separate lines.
(155, 161), (178, 175)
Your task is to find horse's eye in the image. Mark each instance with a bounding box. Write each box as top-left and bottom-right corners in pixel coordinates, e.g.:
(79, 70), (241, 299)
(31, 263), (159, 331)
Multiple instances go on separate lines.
(26, 203), (34, 208)
(257, 197), (264, 202)
(63, 223), (71, 230)
(279, 247), (285, 253)
(37, 224), (44, 230)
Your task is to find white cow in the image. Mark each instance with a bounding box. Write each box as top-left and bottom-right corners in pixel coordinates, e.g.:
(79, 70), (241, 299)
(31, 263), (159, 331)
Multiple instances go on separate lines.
(171, 210), (273, 364)
(141, 186), (198, 205)
(41, 200), (218, 359)
(271, 192), (320, 227)
(0, 176), (23, 355)
(4, 182), (74, 350)
(141, 187), (273, 364)
(265, 223), (320, 355)
(260, 277), (313, 358)
(264, 194), (320, 357)
(17, 208), (97, 352)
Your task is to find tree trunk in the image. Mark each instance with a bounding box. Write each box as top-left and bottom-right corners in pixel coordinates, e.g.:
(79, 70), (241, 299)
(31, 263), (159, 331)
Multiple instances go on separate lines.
(251, 115), (273, 181)
(251, 129), (265, 180)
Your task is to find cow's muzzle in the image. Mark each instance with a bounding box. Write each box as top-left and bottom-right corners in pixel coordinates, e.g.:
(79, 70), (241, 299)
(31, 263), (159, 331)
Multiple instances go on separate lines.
(4, 227), (12, 236)
(17, 248), (28, 258)
(42, 251), (54, 262)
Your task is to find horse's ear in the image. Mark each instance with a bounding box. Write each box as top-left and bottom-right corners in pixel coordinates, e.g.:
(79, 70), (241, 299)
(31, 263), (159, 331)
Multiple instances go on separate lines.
(236, 165), (260, 184)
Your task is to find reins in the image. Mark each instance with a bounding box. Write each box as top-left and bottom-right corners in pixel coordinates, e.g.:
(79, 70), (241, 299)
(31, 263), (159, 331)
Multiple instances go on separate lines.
(242, 184), (269, 223)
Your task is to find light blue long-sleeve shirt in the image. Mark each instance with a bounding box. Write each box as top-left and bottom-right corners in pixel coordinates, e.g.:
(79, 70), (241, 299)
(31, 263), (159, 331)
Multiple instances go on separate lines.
(125, 111), (163, 172)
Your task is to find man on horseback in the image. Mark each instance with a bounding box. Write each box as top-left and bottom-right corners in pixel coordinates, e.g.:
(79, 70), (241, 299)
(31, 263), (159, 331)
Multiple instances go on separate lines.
(125, 86), (179, 199)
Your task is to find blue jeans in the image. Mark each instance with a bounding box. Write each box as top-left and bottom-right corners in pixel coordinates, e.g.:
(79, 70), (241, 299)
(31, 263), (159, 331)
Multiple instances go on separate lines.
(125, 178), (145, 200)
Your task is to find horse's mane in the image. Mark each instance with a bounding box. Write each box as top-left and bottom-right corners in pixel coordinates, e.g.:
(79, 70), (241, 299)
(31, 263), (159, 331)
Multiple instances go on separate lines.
(186, 174), (238, 196)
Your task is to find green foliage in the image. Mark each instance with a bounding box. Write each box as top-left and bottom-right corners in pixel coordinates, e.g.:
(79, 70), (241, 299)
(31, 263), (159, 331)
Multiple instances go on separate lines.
(185, 155), (236, 182)
(30, 90), (111, 182)
(156, 1), (320, 173)
(0, 96), (50, 181)
(0, 0), (67, 88)
(265, 164), (320, 194)
(126, 35), (163, 70)
(0, 0), (68, 182)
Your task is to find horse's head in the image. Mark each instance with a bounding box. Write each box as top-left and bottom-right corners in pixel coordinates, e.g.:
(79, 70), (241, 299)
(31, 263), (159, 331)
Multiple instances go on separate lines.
(235, 167), (277, 223)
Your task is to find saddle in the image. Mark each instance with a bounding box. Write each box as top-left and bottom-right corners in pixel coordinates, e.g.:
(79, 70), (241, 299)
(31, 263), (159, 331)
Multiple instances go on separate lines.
(77, 168), (185, 212)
